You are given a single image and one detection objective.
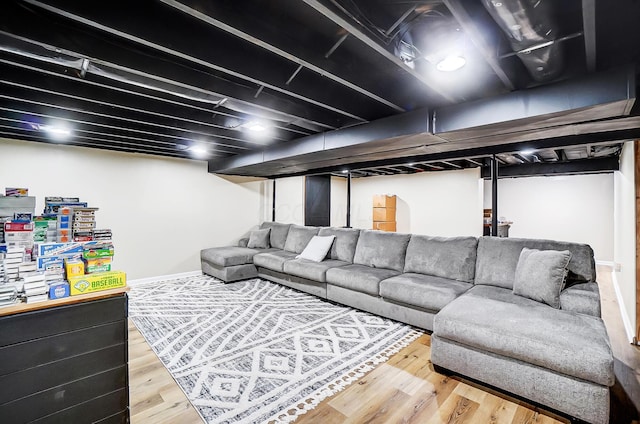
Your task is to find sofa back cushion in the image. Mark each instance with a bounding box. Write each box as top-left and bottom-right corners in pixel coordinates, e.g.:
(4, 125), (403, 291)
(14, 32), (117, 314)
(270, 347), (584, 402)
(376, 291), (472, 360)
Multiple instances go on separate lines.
(475, 236), (595, 289)
(318, 227), (361, 263)
(404, 235), (478, 283)
(259, 222), (291, 250)
(283, 225), (320, 253)
(353, 230), (411, 272)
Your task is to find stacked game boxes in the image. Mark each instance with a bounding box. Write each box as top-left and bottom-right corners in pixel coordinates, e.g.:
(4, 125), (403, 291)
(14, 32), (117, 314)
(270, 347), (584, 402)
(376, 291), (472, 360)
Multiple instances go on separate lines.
(82, 242), (114, 274)
(3, 223), (33, 259)
(92, 229), (112, 241)
(17, 263), (48, 303)
(3, 247), (25, 284)
(0, 251), (4, 283)
(0, 284), (17, 307)
(43, 197), (87, 214)
(72, 208), (98, 241)
(56, 207), (72, 243)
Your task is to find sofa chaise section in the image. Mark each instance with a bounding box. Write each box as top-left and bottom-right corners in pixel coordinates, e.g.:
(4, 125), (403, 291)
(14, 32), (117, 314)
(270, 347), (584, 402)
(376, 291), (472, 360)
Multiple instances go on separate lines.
(431, 236), (613, 424)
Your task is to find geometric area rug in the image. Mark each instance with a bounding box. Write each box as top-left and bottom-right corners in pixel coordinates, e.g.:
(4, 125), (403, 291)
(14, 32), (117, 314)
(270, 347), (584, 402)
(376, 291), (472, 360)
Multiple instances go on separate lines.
(129, 275), (423, 423)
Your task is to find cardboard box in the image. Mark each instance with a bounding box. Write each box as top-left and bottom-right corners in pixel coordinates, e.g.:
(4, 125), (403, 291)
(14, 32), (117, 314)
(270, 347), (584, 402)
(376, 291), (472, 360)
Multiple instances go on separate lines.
(373, 221), (396, 232)
(65, 258), (84, 278)
(5, 188), (28, 197)
(48, 281), (70, 299)
(373, 207), (396, 222)
(36, 256), (67, 271)
(373, 195), (396, 208)
(68, 271), (126, 295)
(83, 257), (112, 274)
(36, 242), (84, 257)
(4, 222), (34, 232)
(82, 246), (114, 259)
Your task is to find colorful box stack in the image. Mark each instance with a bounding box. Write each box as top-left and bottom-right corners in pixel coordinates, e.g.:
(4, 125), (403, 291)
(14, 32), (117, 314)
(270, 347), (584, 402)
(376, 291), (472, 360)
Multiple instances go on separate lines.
(72, 208), (98, 241)
(4, 222), (34, 257)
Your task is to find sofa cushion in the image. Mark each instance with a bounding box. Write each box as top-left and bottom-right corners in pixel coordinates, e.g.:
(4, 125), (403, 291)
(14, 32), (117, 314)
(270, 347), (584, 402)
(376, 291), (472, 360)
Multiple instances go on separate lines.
(353, 230), (411, 272)
(560, 282), (601, 317)
(404, 235), (478, 282)
(283, 258), (349, 283)
(326, 264), (399, 296)
(296, 235), (335, 262)
(380, 273), (472, 312)
(462, 284), (547, 308)
(201, 246), (265, 267)
(247, 228), (271, 249)
(475, 236), (595, 289)
(513, 248), (571, 308)
(434, 294), (614, 387)
(283, 225), (320, 253)
(259, 222), (291, 250)
(253, 250), (298, 272)
(318, 227), (360, 263)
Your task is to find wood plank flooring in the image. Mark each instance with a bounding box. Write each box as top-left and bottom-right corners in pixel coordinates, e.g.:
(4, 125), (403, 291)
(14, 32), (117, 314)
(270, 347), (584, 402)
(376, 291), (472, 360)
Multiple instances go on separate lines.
(128, 267), (640, 423)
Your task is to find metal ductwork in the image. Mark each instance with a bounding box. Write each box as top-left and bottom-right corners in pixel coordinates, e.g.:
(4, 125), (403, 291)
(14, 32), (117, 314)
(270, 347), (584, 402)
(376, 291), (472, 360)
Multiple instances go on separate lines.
(481, 0), (563, 82)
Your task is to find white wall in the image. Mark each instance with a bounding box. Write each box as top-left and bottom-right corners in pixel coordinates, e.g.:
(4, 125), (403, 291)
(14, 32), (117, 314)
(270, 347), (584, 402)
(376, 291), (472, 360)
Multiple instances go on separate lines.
(614, 141), (636, 342)
(0, 138), (268, 280)
(351, 168), (483, 236)
(484, 174), (614, 261)
(274, 176), (304, 225)
(330, 176), (347, 227)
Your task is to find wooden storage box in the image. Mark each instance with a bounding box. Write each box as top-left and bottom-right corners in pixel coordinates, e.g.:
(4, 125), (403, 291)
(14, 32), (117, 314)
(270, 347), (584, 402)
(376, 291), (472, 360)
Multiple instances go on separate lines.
(373, 207), (396, 222)
(373, 222), (396, 232)
(372, 195), (396, 208)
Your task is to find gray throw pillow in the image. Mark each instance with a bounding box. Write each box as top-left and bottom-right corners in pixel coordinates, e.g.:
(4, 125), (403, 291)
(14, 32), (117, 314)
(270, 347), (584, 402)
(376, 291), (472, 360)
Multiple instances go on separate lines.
(247, 228), (270, 249)
(513, 248), (572, 308)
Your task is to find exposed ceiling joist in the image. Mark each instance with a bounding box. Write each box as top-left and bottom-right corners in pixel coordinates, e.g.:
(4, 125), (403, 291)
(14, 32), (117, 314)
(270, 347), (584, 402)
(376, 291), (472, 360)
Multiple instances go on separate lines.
(159, 0), (406, 113)
(582, 0), (597, 72)
(442, 0), (515, 90)
(22, 0), (372, 124)
(299, 0), (457, 103)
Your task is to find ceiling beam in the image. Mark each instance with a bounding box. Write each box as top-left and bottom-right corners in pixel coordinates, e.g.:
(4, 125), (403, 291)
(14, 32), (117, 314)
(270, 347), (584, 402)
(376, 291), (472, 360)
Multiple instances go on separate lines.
(480, 157), (619, 178)
(443, 0), (515, 90)
(299, 0), (457, 103)
(582, 0), (597, 72)
(0, 30), (338, 131)
(22, 0), (374, 124)
(159, 0), (406, 112)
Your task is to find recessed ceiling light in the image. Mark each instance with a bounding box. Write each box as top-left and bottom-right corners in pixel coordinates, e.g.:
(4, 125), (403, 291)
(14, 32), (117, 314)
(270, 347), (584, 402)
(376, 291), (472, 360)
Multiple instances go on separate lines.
(31, 123), (72, 141)
(341, 169), (349, 173)
(188, 145), (208, 158)
(436, 55), (466, 72)
(245, 121), (268, 132)
(520, 149), (535, 155)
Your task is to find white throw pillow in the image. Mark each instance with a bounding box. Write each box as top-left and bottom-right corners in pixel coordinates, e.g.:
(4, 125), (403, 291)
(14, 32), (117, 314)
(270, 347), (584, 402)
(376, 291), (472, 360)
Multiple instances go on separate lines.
(296, 235), (336, 262)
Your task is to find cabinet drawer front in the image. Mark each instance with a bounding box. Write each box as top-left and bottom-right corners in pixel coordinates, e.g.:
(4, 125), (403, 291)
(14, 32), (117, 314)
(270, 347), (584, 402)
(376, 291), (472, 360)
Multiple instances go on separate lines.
(0, 320), (126, 377)
(0, 343), (126, 404)
(31, 389), (129, 424)
(0, 295), (127, 347)
(0, 366), (127, 422)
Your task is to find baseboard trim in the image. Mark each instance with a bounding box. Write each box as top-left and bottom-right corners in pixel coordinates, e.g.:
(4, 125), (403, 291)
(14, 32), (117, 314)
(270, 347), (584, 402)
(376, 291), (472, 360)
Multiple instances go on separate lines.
(611, 271), (636, 344)
(128, 270), (202, 286)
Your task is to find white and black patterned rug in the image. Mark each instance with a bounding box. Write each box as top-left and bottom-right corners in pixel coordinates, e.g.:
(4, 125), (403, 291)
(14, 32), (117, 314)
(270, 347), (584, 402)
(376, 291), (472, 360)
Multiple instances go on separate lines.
(129, 275), (422, 423)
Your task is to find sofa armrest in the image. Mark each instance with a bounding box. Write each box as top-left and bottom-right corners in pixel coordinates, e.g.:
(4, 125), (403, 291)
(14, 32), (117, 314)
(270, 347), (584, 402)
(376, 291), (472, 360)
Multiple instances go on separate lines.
(238, 238), (249, 248)
(560, 282), (601, 317)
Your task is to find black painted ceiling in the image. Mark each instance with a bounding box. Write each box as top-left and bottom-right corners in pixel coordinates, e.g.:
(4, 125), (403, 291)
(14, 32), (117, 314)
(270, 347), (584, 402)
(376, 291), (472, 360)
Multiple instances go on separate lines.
(0, 0), (639, 177)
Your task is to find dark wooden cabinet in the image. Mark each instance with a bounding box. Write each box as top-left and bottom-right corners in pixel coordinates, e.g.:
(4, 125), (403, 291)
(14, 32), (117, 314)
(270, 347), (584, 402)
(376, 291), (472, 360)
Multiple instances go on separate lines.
(0, 291), (129, 423)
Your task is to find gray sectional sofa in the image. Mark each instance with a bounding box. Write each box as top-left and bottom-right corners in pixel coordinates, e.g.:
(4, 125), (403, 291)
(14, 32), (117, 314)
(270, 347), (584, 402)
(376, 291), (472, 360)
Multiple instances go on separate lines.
(200, 222), (614, 424)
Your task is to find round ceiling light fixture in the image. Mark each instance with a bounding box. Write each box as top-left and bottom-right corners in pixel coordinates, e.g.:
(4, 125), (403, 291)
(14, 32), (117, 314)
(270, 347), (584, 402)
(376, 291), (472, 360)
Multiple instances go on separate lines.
(436, 55), (466, 72)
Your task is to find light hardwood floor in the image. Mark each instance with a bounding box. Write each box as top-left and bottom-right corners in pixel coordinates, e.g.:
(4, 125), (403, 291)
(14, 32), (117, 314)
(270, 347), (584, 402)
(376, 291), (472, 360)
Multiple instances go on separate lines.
(128, 267), (640, 423)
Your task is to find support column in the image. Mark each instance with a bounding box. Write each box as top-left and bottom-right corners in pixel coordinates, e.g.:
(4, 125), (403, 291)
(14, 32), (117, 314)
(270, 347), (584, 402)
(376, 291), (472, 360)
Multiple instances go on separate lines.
(635, 141), (639, 343)
(346, 171), (352, 228)
(491, 155), (498, 236)
(272, 179), (276, 222)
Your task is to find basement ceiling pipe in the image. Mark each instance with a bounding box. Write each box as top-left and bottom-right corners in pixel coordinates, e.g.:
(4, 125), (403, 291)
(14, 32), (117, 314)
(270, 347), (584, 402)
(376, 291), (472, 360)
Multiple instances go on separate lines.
(481, 0), (563, 82)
